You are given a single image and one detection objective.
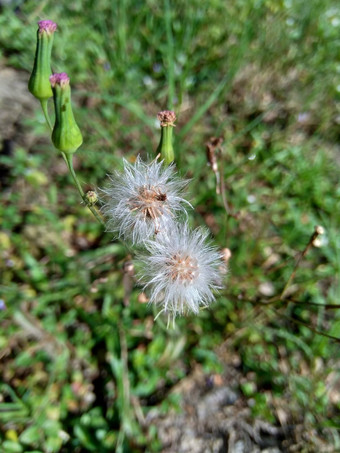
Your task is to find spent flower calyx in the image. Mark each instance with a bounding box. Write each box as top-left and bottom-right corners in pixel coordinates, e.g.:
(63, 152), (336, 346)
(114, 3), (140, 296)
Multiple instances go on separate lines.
(157, 110), (177, 127)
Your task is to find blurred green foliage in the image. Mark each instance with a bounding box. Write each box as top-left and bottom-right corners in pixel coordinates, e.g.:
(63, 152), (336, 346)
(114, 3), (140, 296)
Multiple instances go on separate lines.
(0, 0), (340, 451)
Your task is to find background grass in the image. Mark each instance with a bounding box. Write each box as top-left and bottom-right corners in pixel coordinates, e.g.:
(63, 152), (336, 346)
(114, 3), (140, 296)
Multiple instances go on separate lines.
(0, 0), (340, 451)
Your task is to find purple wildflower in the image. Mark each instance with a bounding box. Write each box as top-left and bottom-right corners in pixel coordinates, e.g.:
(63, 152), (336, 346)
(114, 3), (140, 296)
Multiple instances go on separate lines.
(38, 20), (57, 34)
(50, 72), (70, 88)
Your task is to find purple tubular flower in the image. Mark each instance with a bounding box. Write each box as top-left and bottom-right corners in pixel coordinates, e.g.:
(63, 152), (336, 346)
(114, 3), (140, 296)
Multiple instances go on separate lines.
(49, 72), (70, 88)
(38, 20), (57, 34)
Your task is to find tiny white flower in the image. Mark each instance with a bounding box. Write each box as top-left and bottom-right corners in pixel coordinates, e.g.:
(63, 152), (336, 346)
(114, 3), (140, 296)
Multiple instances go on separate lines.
(101, 156), (191, 244)
(139, 224), (225, 319)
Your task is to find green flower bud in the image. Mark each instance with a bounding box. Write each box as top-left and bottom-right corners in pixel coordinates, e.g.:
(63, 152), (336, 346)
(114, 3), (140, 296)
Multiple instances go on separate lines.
(85, 190), (98, 206)
(156, 110), (176, 165)
(28, 20), (57, 101)
(50, 73), (83, 154)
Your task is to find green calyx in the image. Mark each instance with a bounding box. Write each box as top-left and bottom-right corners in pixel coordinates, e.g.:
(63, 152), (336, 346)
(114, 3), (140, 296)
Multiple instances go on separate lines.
(157, 125), (175, 165)
(28, 30), (54, 101)
(51, 80), (83, 154)
(156, 110), (176, 165)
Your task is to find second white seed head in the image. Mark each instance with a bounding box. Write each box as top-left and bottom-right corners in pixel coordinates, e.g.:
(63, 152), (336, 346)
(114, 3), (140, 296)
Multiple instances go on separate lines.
(139, 224), (225, 318)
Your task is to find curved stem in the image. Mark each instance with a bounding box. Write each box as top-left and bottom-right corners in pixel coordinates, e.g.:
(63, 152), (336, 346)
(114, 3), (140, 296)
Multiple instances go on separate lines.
(40, 99), (53, 131)
(62, 153), (105, 226)
(280, 227), (322, 300)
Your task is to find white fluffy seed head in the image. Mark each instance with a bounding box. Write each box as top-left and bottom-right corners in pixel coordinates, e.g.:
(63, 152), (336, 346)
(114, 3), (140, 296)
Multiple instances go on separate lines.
(139, 224), (225, 318)
(101, 156), (191, 244)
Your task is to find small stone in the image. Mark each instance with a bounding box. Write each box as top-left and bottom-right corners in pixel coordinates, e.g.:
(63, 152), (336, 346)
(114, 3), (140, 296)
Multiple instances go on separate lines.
(258, 281), (275, 297)
(138, 292), (149, 303)
(315, 225), (325, 235)
(222, 247), (232, 263)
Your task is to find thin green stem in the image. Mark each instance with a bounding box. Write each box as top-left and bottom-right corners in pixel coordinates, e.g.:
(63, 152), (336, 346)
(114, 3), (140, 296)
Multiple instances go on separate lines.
(164, 0), (175, 110)
(117, 0), (127, 65)
(178, 73), (231, 139)
(62, 153), (105, 226)
(40, 98), (53, 131)
(178, 13), (253, 140)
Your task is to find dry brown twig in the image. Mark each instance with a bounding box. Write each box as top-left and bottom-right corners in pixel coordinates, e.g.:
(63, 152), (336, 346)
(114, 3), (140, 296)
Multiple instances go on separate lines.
(206, 136), (239, 219)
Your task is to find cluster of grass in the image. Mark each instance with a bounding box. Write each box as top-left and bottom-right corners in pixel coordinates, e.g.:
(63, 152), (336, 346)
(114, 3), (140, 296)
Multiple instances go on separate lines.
(0, 0), (339, 451)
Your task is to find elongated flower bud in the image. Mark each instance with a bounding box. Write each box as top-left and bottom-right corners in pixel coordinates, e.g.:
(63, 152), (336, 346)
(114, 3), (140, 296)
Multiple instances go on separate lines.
(28, 20), (57, 101)
(156, 110), (176, 165)
(50, 73), (83, 154)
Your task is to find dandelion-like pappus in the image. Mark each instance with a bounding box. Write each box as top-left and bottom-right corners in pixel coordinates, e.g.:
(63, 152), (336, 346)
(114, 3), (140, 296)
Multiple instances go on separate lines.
(101, 156), (191, 244)
(139, 224), (225, 320)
